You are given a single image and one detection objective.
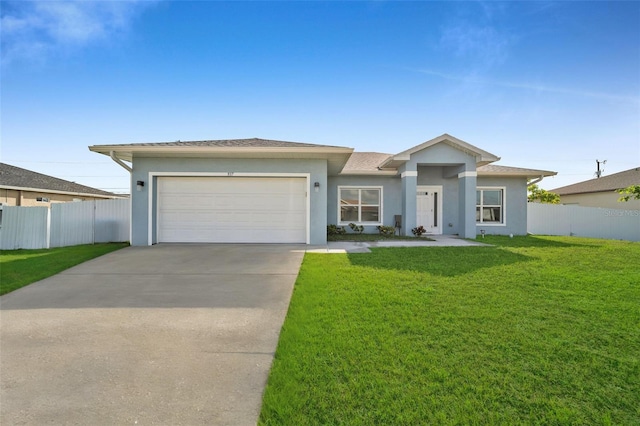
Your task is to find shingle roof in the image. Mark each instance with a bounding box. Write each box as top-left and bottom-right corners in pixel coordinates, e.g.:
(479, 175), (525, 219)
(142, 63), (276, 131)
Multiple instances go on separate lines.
(0, 163), (121, 198)
(477, 164), (556, 177)
(551, 167), (640, 195)
(105, 137), (347, 149)
(341, 152), (393, 173)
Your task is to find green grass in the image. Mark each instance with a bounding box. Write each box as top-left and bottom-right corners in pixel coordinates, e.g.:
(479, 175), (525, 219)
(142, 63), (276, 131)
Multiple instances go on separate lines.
(0, 243), (128, 295)
(260, 236), (640, 425)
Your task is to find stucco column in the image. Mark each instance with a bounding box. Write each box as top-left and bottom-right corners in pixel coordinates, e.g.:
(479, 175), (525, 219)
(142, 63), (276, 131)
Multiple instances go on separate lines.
(401, 171), (418, 236)
(458, 171), (477, 239)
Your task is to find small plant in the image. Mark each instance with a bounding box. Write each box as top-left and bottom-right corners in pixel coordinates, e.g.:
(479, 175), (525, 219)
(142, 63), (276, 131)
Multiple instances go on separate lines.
(327, 224), (346, 235)
(377, 225), (395, 235)
(348, 223), (364, 234)
(412, 225), (426, 236)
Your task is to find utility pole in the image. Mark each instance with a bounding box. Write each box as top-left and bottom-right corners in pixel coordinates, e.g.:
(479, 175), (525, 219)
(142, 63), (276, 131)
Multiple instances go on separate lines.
(596, 159), (606, 178)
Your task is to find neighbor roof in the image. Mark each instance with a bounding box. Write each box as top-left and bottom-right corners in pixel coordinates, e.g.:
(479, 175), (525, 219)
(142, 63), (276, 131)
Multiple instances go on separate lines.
(551, 167), (640, 195)
(0, 163), (122, 198)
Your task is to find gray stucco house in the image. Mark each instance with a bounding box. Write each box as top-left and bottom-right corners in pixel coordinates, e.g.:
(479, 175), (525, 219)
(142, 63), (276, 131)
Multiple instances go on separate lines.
(89, 134), (556, 246)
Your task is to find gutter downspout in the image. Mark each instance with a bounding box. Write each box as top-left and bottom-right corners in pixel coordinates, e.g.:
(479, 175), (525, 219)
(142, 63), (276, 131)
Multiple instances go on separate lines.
(108, 151), (134, 245)
(110, 151), (132, 173)
(527, 175), (545, 186)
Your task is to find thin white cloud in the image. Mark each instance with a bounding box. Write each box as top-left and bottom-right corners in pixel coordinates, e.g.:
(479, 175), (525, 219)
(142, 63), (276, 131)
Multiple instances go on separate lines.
(414, 68), (640, 105)
(440, 24), (511, 68)
(438, 2), (514, 70)
(1, 1), (154, 65)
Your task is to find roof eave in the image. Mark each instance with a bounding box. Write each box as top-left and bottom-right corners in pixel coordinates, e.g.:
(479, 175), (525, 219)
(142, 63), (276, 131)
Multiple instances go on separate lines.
(477, 170), (557, 179)
(378, 155), (409, 169)
(477, 156), (501, 167)
(338, 170), (399, 176)
(89, 145), (353, 154)
(89, 145), (354, 162)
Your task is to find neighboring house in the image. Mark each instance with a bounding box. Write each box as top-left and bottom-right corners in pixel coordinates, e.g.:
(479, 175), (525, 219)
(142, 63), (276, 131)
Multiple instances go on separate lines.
(551, 167), (640, 209)
(89, 134), (556, 246)
(0, 163), (126, 207)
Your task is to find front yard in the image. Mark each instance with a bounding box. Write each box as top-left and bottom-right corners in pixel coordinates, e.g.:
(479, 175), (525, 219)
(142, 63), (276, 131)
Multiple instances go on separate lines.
(260, 236), (640, 424)
(0, 243), (128, 295)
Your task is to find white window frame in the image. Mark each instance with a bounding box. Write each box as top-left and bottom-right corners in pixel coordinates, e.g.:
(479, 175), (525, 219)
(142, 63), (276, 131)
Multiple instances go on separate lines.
(476, 186), (506, 226)
(338, 186), (383, 226)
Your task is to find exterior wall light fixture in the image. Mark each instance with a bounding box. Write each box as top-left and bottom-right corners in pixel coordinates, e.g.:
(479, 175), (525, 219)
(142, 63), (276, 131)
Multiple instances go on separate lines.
(314, 182), (320, 192)
(136, 180), (145, 192)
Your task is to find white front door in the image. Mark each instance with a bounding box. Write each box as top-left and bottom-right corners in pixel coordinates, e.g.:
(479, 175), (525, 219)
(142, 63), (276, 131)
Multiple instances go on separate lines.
(416, 185), (442, 234)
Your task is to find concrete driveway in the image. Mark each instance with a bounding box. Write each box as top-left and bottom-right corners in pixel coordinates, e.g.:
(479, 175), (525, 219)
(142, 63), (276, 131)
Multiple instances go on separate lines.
(0, 244), (304, 425)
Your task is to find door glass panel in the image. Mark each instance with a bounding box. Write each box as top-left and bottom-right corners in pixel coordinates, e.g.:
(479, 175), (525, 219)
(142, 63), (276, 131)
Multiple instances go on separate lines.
(433, 193), (438, 227)
(361, 206), (379, 222)
(361, 189), (380, 205)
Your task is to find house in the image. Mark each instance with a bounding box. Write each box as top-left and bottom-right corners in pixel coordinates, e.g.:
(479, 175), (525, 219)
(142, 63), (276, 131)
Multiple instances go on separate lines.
(0, 162), (126, 207)
(551, 167), (640, 209)
(88, 134), (556, 246)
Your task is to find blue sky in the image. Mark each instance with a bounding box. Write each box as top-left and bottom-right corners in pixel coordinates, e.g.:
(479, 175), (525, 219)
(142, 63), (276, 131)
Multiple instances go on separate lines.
(2, 1), (638, 194)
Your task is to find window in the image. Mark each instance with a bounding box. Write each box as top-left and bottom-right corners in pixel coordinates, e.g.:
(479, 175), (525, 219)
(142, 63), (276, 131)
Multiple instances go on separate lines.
(476, 188), (505, 224)
(339, 187), (382, 224)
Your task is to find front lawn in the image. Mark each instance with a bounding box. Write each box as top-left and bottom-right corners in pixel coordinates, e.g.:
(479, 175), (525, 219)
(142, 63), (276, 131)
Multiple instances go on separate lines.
(260, 236), (640, 424)
(0, 243), (128, 295)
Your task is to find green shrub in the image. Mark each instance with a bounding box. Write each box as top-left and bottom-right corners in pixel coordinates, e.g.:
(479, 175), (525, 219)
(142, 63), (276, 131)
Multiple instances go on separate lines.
(348, 223), (364, 234)
(412, 225), (426, 236)
(377, 225), (395, 235)
(327, 224), (346, 235)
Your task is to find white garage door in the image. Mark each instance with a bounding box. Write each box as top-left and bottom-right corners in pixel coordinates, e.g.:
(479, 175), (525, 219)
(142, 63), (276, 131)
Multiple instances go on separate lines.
(157, 177), (307, 243)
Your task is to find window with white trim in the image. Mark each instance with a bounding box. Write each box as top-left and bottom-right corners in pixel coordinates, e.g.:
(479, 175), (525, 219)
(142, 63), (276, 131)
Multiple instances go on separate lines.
(476, 187), (505, 224)
(339, 187), (382, 225)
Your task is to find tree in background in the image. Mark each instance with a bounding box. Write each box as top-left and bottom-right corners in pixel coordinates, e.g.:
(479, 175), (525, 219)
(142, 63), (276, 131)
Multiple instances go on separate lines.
(617, 185), (640, 202)
(527, 184), (560, 204)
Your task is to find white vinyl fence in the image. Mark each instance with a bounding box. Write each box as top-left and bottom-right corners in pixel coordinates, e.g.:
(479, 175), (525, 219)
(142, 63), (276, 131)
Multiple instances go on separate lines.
(0, 199), (129, 250)
(528, 203), (640, 242)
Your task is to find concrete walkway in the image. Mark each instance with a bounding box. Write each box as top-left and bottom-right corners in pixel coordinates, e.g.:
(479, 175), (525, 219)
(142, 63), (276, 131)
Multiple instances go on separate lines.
(307, 235), (490, 253)
(0, 244), (304, 426)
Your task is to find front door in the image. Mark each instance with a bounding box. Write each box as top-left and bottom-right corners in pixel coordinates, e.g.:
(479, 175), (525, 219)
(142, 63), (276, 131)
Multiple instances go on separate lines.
(416, 186), (442, 234)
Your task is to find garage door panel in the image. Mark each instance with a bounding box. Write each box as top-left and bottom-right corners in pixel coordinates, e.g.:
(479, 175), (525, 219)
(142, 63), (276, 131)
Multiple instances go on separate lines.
(157, 177), (307, 243)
